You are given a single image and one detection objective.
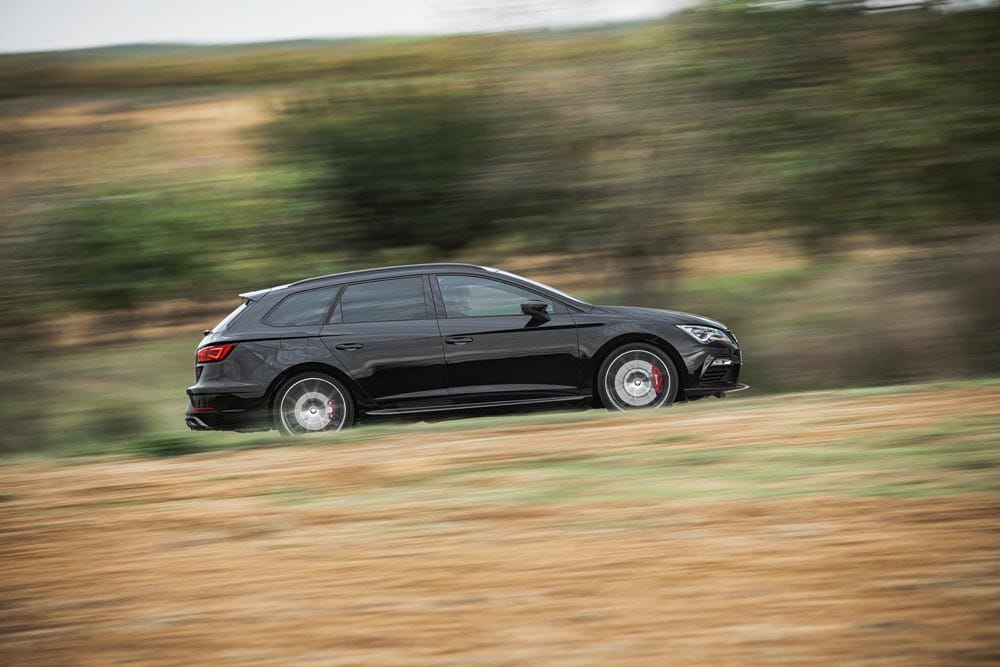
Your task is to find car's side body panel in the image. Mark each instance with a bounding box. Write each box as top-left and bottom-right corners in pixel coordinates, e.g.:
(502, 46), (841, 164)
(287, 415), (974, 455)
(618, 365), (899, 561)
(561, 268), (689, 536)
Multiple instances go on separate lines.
(436, 313), (583, 403)
(320, 318), (449, 410)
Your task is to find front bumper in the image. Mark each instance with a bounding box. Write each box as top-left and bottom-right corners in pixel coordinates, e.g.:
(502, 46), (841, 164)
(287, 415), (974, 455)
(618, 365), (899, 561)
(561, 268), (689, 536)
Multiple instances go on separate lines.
(681, 348), (747, 399)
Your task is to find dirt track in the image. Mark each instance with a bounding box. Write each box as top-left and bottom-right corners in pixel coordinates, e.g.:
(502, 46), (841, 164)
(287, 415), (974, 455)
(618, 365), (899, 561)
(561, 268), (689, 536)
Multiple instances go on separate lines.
(2, 387), (999, 666)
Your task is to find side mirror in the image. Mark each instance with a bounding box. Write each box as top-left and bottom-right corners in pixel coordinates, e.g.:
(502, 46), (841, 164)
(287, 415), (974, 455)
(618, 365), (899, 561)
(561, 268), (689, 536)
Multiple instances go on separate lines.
(520, 299), (551, 323)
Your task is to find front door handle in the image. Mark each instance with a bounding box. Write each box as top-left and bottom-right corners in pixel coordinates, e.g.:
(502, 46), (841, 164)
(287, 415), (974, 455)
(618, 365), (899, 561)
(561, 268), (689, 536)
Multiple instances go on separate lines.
(334, 342), (364, 351)
(445, 336), (473, 345)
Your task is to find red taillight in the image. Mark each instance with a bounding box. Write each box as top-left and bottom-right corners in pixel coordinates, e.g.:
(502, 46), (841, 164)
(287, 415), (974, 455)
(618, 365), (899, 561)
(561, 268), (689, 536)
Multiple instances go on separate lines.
(197, 343), (236, 363)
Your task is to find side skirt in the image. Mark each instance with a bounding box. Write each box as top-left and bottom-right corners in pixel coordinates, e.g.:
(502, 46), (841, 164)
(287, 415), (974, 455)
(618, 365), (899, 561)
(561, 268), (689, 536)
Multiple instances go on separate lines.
(363, 395), (591, 417)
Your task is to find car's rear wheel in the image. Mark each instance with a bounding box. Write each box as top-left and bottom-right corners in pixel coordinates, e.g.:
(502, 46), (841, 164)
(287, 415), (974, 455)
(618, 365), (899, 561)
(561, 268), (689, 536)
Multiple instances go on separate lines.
(597, 343), (677, 411)
(274, 373), (354, 436)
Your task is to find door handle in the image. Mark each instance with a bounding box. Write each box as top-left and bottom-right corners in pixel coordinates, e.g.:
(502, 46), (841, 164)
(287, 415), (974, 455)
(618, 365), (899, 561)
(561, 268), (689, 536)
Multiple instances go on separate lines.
(334, 342), (364, 351)
(445, 336), (473, 345)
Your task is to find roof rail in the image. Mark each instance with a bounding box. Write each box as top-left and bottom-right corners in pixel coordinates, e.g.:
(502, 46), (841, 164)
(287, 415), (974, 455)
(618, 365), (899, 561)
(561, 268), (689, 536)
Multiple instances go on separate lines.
(286, 263), (487, 288)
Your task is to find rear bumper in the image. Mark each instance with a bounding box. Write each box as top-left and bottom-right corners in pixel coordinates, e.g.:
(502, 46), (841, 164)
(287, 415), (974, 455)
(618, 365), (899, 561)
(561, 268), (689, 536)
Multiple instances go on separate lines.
(185, 414), (215, 431)
(185, 393), (269, 432)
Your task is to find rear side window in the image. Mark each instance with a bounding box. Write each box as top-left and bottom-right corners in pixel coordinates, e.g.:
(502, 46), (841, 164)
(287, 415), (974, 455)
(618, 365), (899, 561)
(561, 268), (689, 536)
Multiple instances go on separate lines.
(213, 301), (249, 332)
(340, 277), (426, 323)
(264, 286), (340, 327)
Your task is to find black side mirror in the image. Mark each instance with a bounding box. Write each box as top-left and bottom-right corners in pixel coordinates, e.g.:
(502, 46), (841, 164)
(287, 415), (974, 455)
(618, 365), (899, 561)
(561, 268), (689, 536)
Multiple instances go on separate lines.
(520, 299), (551, 323)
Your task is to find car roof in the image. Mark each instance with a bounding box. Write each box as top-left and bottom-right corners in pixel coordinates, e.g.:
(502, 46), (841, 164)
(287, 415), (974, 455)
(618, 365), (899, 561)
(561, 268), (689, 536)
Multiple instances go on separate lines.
(284, 263), (491, 290)
(240, 263), (591, 312)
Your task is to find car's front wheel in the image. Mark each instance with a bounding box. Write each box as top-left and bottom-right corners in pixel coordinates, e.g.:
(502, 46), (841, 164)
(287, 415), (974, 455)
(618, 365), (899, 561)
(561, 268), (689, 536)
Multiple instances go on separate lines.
(597, 343), (678, 411)
(274, 373), (354, 436)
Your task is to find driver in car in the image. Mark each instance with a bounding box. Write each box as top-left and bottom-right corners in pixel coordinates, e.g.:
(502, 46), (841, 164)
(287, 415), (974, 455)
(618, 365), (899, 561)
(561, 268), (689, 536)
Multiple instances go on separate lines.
(444, 285), (474, 317)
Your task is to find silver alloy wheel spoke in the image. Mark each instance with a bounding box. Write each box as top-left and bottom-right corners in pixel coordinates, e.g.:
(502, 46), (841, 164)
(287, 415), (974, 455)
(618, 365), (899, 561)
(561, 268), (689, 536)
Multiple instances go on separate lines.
(604, 349), (672, 410)
(279, 377), (347, 434)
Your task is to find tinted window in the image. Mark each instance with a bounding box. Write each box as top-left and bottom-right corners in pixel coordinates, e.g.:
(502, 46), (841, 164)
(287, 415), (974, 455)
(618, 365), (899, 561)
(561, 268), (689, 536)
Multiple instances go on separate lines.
(340, 277), (426, 323)
(213, 301), (248, 332)
(264, 287), (339, 326)
(437, 275), (553, 318)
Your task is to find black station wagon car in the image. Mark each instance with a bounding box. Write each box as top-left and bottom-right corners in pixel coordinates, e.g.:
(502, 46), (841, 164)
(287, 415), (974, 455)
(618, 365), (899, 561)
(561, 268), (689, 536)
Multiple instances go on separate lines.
(186, 264), (746, 435)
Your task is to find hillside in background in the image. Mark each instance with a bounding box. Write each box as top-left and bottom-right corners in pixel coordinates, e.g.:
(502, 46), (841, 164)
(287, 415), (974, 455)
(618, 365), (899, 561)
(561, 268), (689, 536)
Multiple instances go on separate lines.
(0, 4), (998, 453)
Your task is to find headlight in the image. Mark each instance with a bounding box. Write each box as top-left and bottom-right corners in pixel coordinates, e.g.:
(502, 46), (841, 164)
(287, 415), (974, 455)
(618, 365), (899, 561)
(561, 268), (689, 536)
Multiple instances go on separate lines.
(676, 324), (733, 345)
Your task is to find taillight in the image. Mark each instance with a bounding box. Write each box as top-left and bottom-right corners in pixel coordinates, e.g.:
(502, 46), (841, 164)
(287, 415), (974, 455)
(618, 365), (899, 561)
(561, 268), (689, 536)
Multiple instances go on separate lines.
(197, 343), (236, 363)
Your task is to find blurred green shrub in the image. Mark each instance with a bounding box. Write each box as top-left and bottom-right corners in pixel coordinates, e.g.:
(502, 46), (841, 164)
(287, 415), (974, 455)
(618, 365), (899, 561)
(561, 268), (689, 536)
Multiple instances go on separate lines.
(79, 403), (147, 444)
(0, 373), (52, 455)
(673, 6), (1000, 249)
(950, 231), (1000, 372)
(127, 433), (207, 458)
(274, 89), (499, 252)
(269, 87), (589, 255)
(40, 193), (207, 312)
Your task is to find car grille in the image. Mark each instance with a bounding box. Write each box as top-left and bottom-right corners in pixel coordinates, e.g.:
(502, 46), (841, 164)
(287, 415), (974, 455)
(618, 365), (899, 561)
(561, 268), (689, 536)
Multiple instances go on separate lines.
(701, 366), (730, 383)
(701, 358), (740, 385)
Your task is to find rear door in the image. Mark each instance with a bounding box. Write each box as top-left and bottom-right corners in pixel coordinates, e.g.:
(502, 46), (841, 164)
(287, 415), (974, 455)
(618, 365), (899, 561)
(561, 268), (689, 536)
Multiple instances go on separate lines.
(432, 274), (582, 404)
(320, 275), (448, 410)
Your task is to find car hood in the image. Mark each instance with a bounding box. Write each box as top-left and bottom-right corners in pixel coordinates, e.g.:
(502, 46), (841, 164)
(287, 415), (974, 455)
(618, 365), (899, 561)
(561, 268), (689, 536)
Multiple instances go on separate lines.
(591, 305), (729, 330)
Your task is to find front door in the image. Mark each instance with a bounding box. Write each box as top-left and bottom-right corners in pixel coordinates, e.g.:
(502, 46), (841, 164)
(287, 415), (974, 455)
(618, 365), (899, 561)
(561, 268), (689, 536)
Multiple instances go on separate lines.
(433, 274), (581, 404)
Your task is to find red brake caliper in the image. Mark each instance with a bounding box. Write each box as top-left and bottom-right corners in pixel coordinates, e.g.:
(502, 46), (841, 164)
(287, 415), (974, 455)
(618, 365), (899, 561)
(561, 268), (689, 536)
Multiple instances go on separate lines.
(652, 366), (664, 395)
(327, 400), (337, 420)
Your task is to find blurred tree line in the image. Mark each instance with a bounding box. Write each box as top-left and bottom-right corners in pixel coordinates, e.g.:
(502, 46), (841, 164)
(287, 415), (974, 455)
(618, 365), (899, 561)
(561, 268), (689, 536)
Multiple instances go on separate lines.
(259, 4), (1000, 296)
(7, 4), (993, 311)
(680, 3), (1000, 248)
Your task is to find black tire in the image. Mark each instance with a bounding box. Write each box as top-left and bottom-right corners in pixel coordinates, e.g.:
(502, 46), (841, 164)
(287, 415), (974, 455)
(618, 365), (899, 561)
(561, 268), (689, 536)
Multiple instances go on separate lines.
(596, 343), (678, 411)
(273, 373), (354, 436)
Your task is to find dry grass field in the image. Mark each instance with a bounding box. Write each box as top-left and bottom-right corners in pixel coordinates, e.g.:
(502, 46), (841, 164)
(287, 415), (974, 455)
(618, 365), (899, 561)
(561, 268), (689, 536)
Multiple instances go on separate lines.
(2, 384), (998, 665)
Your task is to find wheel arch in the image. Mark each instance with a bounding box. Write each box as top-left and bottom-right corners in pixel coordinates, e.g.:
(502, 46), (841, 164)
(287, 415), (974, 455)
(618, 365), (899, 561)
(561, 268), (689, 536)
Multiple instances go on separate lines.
(589, 334), (688, 406)
(265, 362), (367, 414)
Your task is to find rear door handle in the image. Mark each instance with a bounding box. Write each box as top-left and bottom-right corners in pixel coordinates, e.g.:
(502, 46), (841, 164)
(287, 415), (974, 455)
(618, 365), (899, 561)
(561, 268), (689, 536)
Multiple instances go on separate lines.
(445, 336), (473, 345)
(334, 342), (364, 351)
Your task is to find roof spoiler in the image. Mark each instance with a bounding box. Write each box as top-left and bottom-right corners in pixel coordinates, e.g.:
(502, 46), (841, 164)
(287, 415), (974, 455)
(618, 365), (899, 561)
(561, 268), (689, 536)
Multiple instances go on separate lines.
(238, 287), (277, 301)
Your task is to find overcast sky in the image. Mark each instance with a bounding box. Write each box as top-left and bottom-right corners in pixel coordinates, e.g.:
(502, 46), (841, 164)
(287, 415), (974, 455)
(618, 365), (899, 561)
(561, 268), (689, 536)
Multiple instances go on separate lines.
(0, 0), (696, 54)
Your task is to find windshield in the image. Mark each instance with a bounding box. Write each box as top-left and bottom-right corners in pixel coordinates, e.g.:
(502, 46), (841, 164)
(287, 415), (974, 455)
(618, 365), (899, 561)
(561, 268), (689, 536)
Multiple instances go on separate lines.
(485, 267), (591, 307)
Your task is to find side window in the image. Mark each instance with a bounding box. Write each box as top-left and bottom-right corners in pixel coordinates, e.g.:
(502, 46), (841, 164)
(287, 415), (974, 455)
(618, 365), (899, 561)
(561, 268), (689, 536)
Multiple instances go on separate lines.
(340, 277), (427, 324)
(437, 276), (553, 318)
(264, 286), (340, 327)
(213, 301), (249, 332)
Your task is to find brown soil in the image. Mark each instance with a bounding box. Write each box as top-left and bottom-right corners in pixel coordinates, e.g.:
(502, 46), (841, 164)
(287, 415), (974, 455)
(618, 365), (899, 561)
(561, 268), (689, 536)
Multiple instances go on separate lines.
(0, 93), (273, 204)
(2, 389), (999, 666)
